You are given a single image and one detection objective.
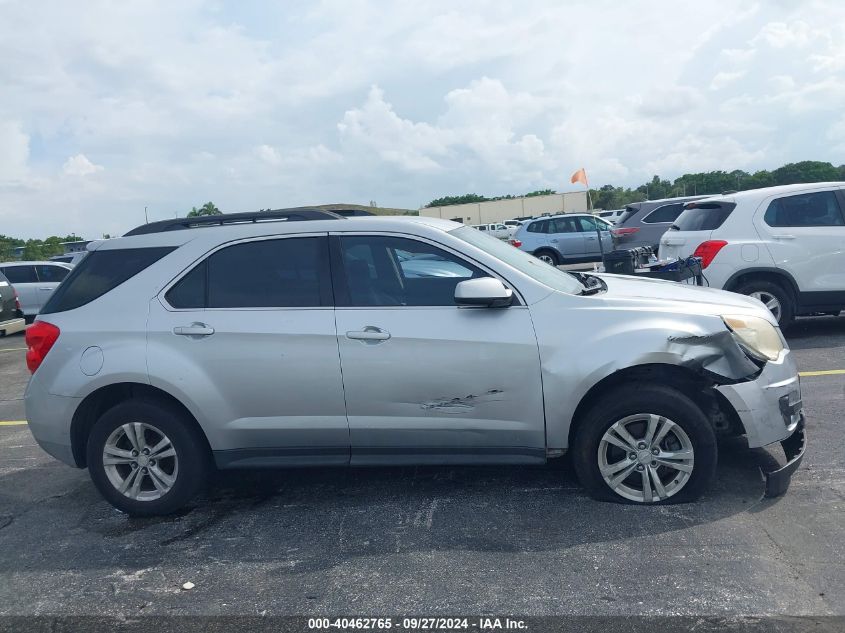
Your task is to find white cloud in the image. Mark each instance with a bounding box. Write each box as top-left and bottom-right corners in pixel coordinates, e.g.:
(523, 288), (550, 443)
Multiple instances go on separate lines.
(0, 0), (844, 237)
(0, 121), (31, 185)
(710, 71), (746, 90)
(62, 154), (104, 177)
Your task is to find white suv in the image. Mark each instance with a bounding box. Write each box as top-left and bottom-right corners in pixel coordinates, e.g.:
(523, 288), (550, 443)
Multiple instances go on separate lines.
(658, 182), (845, 327)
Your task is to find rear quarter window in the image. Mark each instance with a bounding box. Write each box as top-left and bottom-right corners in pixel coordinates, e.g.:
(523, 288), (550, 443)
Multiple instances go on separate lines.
(40, 247), (175, 314)
(643, 203), (684, 224)
(763, 191), (844, 227)
(672, 202), (737, 232)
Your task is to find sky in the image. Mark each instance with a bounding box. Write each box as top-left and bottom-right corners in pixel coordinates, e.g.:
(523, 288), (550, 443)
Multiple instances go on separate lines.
(1, 0), (844, 239)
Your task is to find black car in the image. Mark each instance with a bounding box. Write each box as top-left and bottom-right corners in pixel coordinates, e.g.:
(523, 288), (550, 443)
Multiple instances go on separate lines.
(0, 270), (26, 336)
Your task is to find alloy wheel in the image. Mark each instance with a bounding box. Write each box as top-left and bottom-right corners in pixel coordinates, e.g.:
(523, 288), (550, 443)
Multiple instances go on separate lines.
(597, 413), (695, 503)
(749, 290), (782, 322)
(537, 253), (556, 265)
(102, 422), (179, 501)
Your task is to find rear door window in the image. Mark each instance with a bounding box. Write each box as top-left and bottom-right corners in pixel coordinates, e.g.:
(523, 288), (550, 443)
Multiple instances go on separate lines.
(167, 237), (332, 309)
(672, 202), (737, 231)
(763, 191), (845, 227)
(35, 264), (70, 283)
(643, 203), (684, 224)
(549, 217), (578, 233)
(0, 265), (37, 284)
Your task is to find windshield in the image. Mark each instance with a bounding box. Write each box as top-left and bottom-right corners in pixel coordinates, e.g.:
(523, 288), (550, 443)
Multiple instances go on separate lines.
(450, 225), (584, 294)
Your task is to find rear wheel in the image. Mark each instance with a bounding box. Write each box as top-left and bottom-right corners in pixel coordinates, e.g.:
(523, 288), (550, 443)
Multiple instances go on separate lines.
(572, 384), (717, 504)
(534, 249), (560, 266)
(86, 398), (209, 516)
(736, 279), (794, 328)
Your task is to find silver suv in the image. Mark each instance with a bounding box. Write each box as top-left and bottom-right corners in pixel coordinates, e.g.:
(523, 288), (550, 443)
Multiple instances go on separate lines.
(513, 213), (613, 265)
(24, 208), (805, 515)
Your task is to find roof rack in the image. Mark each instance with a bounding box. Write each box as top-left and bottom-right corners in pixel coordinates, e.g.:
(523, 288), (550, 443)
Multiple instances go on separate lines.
(123, 207), (344, 237)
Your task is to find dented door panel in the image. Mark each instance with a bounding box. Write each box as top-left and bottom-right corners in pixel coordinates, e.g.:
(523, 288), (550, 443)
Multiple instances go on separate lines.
(336, 305), (546, 465)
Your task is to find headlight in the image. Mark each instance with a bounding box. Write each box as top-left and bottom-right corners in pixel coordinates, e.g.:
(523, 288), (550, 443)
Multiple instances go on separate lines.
(722, 315), (784, 361)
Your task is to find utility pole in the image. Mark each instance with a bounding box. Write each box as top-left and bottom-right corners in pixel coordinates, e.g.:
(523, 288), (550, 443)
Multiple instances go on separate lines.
(144, 206), (149, 224)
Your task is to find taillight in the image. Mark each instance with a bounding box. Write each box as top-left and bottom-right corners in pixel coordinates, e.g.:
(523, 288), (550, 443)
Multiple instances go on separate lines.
(508, 239), (522, 248)
(13, 290), (21, 312)
(692, 240), (728, 268)
(25, 321), (60, 374)
(611, 227), (640, 237)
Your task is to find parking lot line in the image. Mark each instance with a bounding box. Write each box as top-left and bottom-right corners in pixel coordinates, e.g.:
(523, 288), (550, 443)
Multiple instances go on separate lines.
(0, 420), (27, 426)
(799, 369), (845, 377)
(0, 347), (26, 353)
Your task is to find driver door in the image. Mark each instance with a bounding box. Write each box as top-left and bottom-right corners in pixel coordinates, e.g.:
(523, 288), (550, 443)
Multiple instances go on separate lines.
(330, 233), (546, 465)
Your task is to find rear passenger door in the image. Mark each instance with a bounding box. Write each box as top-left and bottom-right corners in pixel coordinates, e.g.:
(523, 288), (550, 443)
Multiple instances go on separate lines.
(0, 265), (38, 316)
(548, 216), (587, 258)
(147, 234), (350, 467)
(755, 189), (845, 298)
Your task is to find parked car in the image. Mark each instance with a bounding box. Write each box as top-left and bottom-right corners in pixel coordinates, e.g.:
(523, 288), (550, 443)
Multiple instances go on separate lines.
(504, 220), (524, 237)
(0, 271), (25, 336)
(514, 213), (613, 265)
(0, 261), (73, 320)
(658, 182), (845, 327)
(472, 223), (510, 240)
(24, 209), (804, 515)
(596, 209), (625, 224)
(612, 196), (708, 251)
(49, 252), (88, 267)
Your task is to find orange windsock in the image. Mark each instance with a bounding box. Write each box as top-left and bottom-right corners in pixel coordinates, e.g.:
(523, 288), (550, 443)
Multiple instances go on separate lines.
(570, 167), (589, 187)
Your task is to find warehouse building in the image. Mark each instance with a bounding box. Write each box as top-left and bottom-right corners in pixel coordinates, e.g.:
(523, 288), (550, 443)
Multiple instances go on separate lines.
(419, 191), (588, 224)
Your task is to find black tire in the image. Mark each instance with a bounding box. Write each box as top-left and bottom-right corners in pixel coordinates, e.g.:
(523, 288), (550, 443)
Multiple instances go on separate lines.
(534, 249), (560, 266)
(572, 383), (717, 505)
(735, 279), (794, 328)
(86, 398), (210, 516)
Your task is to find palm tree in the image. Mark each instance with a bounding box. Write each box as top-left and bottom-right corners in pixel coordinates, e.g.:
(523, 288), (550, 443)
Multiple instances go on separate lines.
(187, 201), (222, 217)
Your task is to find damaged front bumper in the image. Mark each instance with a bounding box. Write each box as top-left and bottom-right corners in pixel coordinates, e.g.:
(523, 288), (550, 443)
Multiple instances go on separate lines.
(714, 348), (807, 497)
(763, 414), (806, 497)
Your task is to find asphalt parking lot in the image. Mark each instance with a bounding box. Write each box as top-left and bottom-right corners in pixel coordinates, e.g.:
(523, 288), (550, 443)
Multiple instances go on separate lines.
(0, 318), (843, 618)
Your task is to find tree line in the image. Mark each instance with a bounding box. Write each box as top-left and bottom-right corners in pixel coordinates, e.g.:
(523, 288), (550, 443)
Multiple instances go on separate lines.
(0, 234), (85, 261)
(425, 161), (845, 210)
(0, 201), (222, 261)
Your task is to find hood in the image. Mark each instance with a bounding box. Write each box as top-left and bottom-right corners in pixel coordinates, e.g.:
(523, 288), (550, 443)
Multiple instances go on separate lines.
(590, 273), (777, 324)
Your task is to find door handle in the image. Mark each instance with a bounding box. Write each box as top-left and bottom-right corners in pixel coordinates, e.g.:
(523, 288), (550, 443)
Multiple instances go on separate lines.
(773, 234), (796, 240)
(346, 326), (390, 342)
(586, 236), (597, 240)
(173, 323), (215, 337)
(39, 287), (53, 291)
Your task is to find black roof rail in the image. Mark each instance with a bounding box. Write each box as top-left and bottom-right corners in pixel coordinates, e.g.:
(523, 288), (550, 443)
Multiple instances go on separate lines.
(123, 207), (344, 237)
(331, 209), (376, 217)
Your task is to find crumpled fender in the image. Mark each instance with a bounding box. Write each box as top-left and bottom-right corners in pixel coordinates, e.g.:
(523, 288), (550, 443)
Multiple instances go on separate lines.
(530, 297), (758, 449)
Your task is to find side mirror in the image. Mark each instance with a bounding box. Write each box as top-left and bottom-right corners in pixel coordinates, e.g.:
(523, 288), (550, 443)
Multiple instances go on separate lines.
(454, 277), (513, 308)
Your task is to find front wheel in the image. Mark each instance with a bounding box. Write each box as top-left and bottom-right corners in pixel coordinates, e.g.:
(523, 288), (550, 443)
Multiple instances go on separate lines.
(572, 384), (717, 504)
(86, 398), (210, 516)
